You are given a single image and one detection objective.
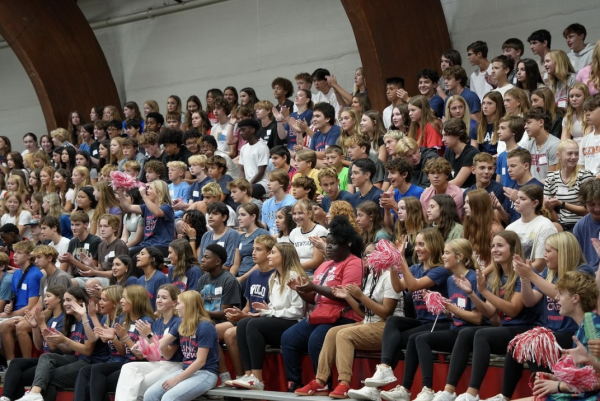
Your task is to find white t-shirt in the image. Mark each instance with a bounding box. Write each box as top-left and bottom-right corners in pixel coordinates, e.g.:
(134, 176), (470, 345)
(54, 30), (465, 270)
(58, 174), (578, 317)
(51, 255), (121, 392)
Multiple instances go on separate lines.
(578, 129), (600, 175)
(362, 270), (401, 324)
(383, 104), (393, 129)
(289, 224), (329, 266)
(494, 83), (514, 98)
(562, 115), (585, 145)
(215, 150), (240, 180)
(211, 121), (230, 153)
(470, 64), (493, 100)
(239, 141), (270, 191)
(50, 237), (71, 267)
(506, 216), (557, 260)
(1, 211), (32, 239)
(312, 89), (340, 117)
(523, 135), (560, 183)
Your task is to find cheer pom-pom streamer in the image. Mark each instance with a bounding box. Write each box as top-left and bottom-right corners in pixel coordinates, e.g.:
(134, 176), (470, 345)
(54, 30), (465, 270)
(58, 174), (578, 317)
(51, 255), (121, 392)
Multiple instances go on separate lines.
(136, 337), (161, 362)
(423, 291), (447, 316)
(552, 355), (598, 393)
(366, 240), (403, 274)
(507, 327), (561, 368)
(109, 171), (145, 192)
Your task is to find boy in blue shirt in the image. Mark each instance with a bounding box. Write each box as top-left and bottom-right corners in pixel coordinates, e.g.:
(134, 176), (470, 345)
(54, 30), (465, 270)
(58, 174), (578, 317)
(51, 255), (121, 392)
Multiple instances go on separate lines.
(168, 161), (191, 218)
(496, 115), (524, 187)
(262, 169), (296, 236)
(318, 167), (353, 213)
(198, 202), (240, 269)
(417, 68), (444, 119)
(350, 158), (383, 209)
(382, 157), (424, 228)
(309, 103), (340, 160)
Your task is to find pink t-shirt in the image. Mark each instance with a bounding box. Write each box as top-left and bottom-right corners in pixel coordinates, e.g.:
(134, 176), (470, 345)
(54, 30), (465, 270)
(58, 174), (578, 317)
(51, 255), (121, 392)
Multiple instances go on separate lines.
(420, 183), (465, 219)
(576, 65), (599, 95)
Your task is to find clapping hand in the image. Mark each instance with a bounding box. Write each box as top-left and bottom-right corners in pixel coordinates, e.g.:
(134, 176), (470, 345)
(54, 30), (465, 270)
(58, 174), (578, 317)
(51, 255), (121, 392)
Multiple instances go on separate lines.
(332, 285), (348, 299)
(251, 301), (269, 311)
(345, 284), (364, 300)
(512, 255), (533, 280)
(454, 274), (473, 294)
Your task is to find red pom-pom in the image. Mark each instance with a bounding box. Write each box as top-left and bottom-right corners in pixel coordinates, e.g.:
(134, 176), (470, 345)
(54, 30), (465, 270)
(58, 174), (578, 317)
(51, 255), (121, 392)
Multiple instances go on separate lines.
(423, 291), (447, 315)
(137, 337), (161, 362)
(552, 355), (598, 393)
(508, 327), (561, 368)
(109, 171), (145, 192)
(366, 240), (403, 274)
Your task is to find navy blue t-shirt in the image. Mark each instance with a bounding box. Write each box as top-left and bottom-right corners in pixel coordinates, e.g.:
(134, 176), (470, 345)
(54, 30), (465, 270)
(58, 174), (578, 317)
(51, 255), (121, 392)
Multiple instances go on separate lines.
(43, 312), (65, 353)
(168, 265), (203, 292)
(351, 186), (384, 209)
(153, 315), (183, 362)
(429, 95), (445, 119)
(502, 177), (543, 223)
(470, 122), (498, 155)
(137, 270), (169, 309)
(410, 264), (452, 323)
(311, 125), (341, 152)
(444, 88), (481, 115)
(321, 190), (354, 213)
(188, 176), (214, 203)
(464, 181), (505, 206)
(244, 269), (274, 313)
(177, 320), (220, 374)
(140, 204), (175, 249)
(447, 270), (482, 330)
(216, 175), (236, 209)
(496, 275), (544, 327)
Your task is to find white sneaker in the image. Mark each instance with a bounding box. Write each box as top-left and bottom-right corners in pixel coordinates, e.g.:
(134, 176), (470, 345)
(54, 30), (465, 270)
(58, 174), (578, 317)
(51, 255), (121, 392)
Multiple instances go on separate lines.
(225, 375), (248, 387)
(432, 391), (457, 401)
(16, 393), (43, 401)
(364, 365), (398, 387)
(231, 374), (265, 391)
(414, 387), (435, 401)
(0, 397), (12, 401)
(348, 386), (381, 401)
(380, 386), (410, 401)
(481, 395), (506, 401)
(455, 394), (479, 401)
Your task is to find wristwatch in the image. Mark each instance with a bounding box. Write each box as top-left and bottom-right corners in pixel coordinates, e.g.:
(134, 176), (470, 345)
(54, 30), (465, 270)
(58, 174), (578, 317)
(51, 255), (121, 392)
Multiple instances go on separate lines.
(146, 333), (153, 340)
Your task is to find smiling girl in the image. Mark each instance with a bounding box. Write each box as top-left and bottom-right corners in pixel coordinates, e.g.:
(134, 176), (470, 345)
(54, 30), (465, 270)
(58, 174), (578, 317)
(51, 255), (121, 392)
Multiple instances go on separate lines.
(470, 91), (505, 155)
(53, 168), (74, 212)
(544, 49), (577, 107)
(167, 238), (203, 292)
(288, 199), (329, 274)
(1, 192), (32, 238)
(109, 255), (138, 287)
(407, 96), (442, 152)
(561, 82), (591, 143)
(275, 206), (296, 243)
(360, 110), (387, 161)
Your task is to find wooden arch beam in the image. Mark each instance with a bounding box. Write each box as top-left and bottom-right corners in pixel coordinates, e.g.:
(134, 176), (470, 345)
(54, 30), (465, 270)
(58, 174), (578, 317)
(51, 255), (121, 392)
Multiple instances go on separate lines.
(0, 0), (121, 132)
(341, 0), (452, 112)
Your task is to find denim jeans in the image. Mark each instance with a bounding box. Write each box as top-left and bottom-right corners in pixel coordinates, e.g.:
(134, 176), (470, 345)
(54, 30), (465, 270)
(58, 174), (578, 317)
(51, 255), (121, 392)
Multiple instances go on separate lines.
(281, 317), (355, 386)
(143, 369), (217, 401)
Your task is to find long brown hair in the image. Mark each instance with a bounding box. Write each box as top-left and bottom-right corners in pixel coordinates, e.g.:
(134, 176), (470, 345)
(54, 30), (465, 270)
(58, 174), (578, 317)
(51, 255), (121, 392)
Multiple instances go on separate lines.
(407, 96), (440, 146)
(394, 196), (426, 246)
(476, 91), (505, 145)
(463, 189), (497, 266)
(489, 231), (522, 302)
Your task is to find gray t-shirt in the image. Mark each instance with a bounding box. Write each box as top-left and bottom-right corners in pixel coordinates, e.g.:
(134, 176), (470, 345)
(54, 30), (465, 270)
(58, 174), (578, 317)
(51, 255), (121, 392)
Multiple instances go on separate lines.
(196, 270), (241, 322)
(97, 238), (129, 271)
(523, 135), (560, 183)
(40, 269), (72, 297)
(0, 272), (13, 301)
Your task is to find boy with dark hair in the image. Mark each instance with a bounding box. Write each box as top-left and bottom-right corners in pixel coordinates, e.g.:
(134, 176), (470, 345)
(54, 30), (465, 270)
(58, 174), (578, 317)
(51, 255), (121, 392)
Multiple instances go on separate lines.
(496, 115), (526, 187)
(272, 77), (295, 111)
(350, 158), (383, 208)
(79, 124), (97, 155)
(345, 135), (385, 187)
(464, 153), (505, 204)
(143, 160), (166, 183)
(159, 128), (193, 170)
(502, 38), (524, 85)
(58, 211), (101, 276)
(165, 112), (181, 130)
(199, 183), (238, 228)
(262, 169), (296, 236)
(311, 68), (340, 116)
(573, 179), (600, 268)
(527, 29), (552, 82)
(125, 119), (142, 140)
(493, 148), (542, 224)
(523, 107), (560, 183)
(199, 202), (239, 269)
(564, 23), (594, 72)
(295, 72), (312, 90)
(325, 145), (351, 192)
(382, 157), (424, 228)
(199, 134), (240, 179)
(417, 68), (444, 118)
(212, 97), (233, 153)
(491, 55), (515, 97)
(238, 119), (269, 199)
(580, 95), (600, 177)
(317, 167), (353, 213)
(270, 145), (296, 182)
(0, 224), (22, 268)
(291, 176), (318, 201)
(40, 216), (70, 267)
(91, 120), (108, 165)
(309, 102), (341, 157)
(442, 118), (479, 188)
(139, 131), (166, 183)
(119, 137), (145, 177)
(107, 120), (123, 139)
(183, 129), (201, 155)
(466, 40), (492, 99)
(206, 155), (235, 209)
(146, 112), (165, 133)
(443, 66), (481, 121)
(383, 76), (407, 129)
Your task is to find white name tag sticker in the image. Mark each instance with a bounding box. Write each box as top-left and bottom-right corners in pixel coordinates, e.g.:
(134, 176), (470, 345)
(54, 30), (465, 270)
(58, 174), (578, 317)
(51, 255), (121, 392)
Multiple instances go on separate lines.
(21, 284), (27, 290)
(215, 287), (223, 296)
(502, 168), (506, 175)
(557, 186), (568, 196)
(558, 100), (567, 108)
(451, 170), (455, 177)
(71, 324), (76, 332)
(182, 276), (188, 285)
(169, 190), (174, 197)
(164, 328), (170, 336)
(238, 243), (243, 250)
(457, 298), (466, 308)
(93, 150), (98, 155)
(539, 156), (548, 165)
(84, 243), (90, 250)
(193, 191), (199, 197)
(217, 241), (225, 247)
(108, 251), (115, 258)
(51, 321), (58, 328)
(129, 324), (136, 332)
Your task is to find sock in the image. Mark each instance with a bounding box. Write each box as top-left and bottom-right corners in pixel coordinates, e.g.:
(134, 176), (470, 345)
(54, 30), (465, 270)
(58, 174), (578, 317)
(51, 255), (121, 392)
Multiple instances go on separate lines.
(220, 372), (231, 383)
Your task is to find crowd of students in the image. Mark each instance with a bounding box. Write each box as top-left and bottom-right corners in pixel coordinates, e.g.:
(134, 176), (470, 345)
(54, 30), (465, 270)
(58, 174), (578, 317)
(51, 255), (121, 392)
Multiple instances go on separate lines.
(1, 22), (600, 401)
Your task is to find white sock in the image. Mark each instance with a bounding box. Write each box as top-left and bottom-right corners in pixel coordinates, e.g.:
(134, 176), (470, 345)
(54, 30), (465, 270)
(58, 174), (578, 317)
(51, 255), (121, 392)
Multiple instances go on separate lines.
(220, 372), (231, 382)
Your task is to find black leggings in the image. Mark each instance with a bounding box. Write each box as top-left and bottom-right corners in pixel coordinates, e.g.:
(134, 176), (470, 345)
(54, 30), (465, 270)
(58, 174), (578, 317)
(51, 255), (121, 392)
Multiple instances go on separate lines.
(445, 326), (532, 390)
(501, 330), (574, 398)
(73, 362), (125, 401)
(2, 357), (38, 400)
(403, 328), (460, 389)
(380, 316), (451, 369)
(237, 316), (298, 371)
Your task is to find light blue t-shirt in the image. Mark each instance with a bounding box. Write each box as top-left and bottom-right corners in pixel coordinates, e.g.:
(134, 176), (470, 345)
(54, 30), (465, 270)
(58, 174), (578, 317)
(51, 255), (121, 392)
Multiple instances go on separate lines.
(262, 194), (296, 236)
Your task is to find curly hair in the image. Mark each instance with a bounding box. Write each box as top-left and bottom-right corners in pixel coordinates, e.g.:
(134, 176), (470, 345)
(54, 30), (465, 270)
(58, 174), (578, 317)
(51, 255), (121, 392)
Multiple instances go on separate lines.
(328, 215), (364, 258)
(276, 206), (296, 238)
(329, 200), (360, 234)
(182, 209), (208, 241)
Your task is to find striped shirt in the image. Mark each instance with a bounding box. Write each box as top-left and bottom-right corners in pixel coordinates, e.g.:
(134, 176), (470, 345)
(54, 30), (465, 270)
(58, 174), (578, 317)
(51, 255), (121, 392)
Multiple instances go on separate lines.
(543, 169), (594, 226)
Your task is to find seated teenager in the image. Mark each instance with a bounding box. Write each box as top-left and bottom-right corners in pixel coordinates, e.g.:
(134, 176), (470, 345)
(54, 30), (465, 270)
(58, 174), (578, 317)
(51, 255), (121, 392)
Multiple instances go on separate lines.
(356, 201), (393, 244)
(350, 158), (384, 209)
(270, 145), (297, 183)
(381, 158), (424, 229)
(395, 137), (439, 189)
(407, 96), (442, 152)
(261, 169), (296, 237)
(135, 247), (169, 309)
(463, 189), (503, 269)
(420, 158), (464, 219)
(238, 119), (269, 199)
(289, 199), (329, 275)
(297, 242), (400, 398)
(346, 134), (385, 188)
(167, 238), (202, 292)
(281, 216), (364, 393)
(292, 149), (322, 194)
(427, 194), (463, 242)
(466, 153), (505, 205)
(470, 91), (504, 155)
(167, 161), (191, 218)
(230, 242), (307, 390)
(522, 107), (560, 183)
(442, 118), (479, 189)
(392, 197), (427, 266)
(198, 202), (239, 269)
(573, 179), (600, 269)
(114, 284), (183, 401)
(230, 203), (269, 285)
(108, 255), (138, 288)
(318, 167), (353, 213)
(228, 178), (263, 215)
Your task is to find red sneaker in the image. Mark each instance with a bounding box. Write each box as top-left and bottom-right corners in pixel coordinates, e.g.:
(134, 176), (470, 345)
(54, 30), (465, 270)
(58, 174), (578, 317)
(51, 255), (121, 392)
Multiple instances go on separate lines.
(330, 383), (350, 399)
(295, 380), (330, 396)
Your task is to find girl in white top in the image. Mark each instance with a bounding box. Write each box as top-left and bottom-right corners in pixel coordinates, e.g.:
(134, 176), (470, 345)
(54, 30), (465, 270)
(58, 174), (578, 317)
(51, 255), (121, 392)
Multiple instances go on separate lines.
(1, 191), (32, 238)
(275, 206), (295, 243)
(289, 199), (329, 274)
(53, 168), (74, 212)
(561, 82), (591, 144)
(230, 243), (307, 390)
(506, 184), (557, 271)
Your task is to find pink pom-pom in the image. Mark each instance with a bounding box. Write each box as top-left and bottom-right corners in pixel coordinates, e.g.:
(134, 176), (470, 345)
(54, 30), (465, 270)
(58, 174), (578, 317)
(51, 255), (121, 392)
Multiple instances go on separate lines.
(507, 327), (561, 368)
(109, 171), (145, 192)
(137, 337), (161, 362)
(552, 355), (598, 393)
(366, 240), (403, 274)
(423, 291), (447, 315)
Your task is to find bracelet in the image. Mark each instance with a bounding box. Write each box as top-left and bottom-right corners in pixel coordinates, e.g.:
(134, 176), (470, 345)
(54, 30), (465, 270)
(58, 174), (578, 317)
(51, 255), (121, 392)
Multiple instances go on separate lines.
(82, 320), (90, 326)
(189, 238), (196, 241)
(120, 335), (130, 342)
(229, 122), (235, 126)
(467, 290), (474, 296)
(557, 380), (562, 393)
